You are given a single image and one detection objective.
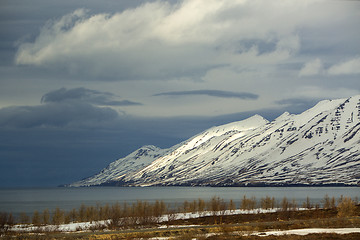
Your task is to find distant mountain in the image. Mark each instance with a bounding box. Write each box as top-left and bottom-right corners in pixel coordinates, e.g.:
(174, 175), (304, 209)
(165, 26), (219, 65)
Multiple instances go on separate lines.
(69, 145), (175, 187)
(70, 95), (360, 187)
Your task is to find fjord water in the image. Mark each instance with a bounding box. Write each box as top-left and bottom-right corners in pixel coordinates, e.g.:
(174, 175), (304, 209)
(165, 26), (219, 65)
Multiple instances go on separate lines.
(0, 187), (359, 217)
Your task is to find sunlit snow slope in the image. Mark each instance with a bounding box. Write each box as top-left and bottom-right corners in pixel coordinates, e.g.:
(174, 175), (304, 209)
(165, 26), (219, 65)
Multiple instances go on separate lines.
(71, 95), (360, 187)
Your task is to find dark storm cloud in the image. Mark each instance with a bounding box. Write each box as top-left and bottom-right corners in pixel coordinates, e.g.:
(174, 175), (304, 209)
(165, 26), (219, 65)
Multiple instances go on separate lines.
(153, 90), (259, 100)
(106, 100), (142, 106)
(41, 88), (112, 103)
(0, 87), (143, 128)
(41, 87), (142, 106)
(0, 102), (118, 128)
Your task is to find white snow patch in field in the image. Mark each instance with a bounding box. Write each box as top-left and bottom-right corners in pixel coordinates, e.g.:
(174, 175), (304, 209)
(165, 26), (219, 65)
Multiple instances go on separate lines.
(252, 228), (360, 236)
(158, 208), (281, 222)
(10, 220), (110, 232)
(9, 208), (281, 232)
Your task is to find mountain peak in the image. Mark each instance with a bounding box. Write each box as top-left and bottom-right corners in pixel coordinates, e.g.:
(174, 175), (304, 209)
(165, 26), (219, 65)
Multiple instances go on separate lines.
(245, 114), (269, 124)
(274, 112), (292, 122)
(209, 114), (268, 132)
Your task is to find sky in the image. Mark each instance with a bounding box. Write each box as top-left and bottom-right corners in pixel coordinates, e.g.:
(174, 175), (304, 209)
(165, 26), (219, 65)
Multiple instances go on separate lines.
(0, 0), (359, 187)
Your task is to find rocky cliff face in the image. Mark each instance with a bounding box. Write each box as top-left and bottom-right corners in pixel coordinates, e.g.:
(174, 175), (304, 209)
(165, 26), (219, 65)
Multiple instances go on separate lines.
(70, 95), (360, 187)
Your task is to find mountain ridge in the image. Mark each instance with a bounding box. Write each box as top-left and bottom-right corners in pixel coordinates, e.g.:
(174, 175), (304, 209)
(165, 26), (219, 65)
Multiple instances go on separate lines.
(69, 95), (360, 187)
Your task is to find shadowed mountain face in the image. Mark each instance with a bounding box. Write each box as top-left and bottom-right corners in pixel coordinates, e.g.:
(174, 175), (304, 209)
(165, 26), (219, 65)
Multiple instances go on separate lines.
(70, 95), (360, 187)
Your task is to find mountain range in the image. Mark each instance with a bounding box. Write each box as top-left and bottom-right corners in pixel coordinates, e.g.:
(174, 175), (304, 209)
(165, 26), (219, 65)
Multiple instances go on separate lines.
(69, 95), (360, 187)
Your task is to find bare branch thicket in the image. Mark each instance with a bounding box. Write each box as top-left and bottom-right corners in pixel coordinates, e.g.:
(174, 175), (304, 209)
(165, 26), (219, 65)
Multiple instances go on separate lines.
(302, 196), (313, 209)
(261, 196), (275, 210)
(0, 212), (14, 234)
(337, 197), (356, 218)
(241, 195), (256, 210)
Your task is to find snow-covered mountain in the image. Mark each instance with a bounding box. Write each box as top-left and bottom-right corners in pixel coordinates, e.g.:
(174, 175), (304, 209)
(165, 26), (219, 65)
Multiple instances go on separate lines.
(69, 145), (175, 187)
(70, 95), (360, 187)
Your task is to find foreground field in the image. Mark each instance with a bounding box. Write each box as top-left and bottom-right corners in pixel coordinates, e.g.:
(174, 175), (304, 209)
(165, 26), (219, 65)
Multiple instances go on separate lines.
(1, 196), (360, 239)
(2, 207), (360, 239)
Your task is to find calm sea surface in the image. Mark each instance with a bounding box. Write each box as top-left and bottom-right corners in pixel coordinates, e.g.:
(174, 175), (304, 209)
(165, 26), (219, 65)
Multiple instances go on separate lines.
(0, 187), (359, 217)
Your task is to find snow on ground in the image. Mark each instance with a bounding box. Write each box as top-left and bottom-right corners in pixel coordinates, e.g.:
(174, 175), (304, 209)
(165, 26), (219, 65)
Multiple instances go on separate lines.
(147, 228), (360, 240)
(158, 208), (281, 222)
(252, 228), (360, 236)
(9, 208), (280, 232)
(11, 220), (110, 232)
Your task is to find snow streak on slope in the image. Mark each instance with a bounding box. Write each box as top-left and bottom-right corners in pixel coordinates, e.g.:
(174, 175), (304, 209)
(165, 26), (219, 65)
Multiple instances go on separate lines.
(71, 95), (360, 187)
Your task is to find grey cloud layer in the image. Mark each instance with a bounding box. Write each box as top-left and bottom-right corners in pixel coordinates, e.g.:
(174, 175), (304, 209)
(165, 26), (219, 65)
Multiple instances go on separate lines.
(0, 88), (141, 128)
(41, 87), (142, 106)
(153, 90), (258, 99)
(0, 101), (118, 128)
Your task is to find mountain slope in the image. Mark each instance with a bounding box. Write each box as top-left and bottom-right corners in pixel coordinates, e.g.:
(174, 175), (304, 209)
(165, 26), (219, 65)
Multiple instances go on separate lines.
(71, 95), (360, 187)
